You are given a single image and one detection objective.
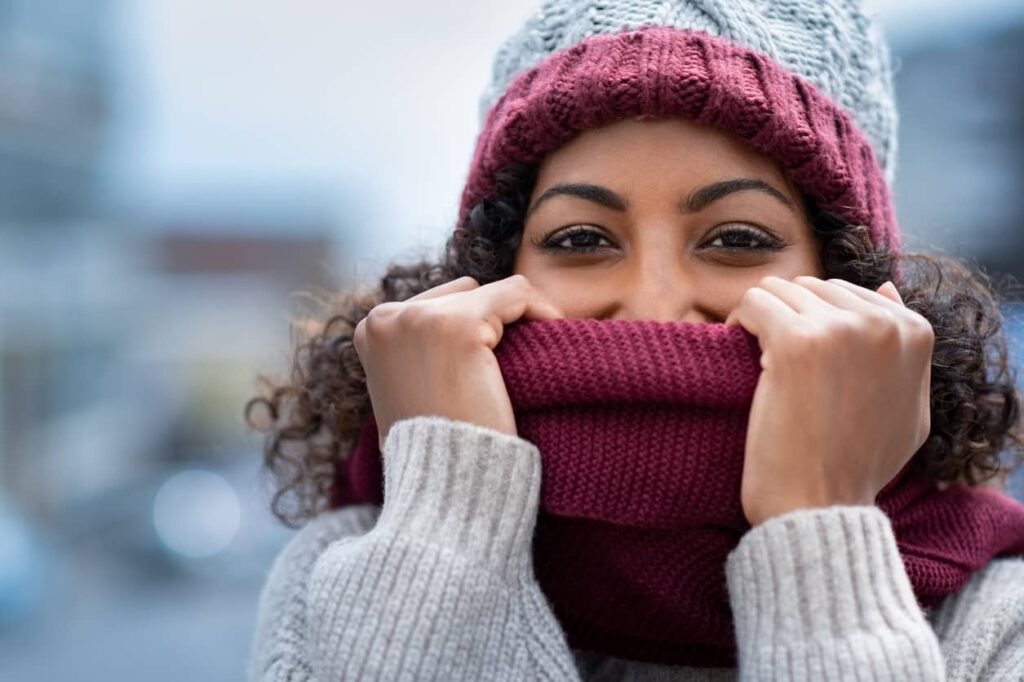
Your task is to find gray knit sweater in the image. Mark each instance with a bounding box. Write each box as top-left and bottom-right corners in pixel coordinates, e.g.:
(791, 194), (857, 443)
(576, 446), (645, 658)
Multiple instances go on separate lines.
(248, 416), (1024, 681)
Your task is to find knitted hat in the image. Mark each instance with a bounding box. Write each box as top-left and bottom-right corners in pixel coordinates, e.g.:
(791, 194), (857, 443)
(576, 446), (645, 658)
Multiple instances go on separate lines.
(459, 0), (903, 255)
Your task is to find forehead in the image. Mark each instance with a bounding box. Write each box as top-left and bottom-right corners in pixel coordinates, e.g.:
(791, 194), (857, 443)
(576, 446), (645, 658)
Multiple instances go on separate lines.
(532, 117), (798, 198)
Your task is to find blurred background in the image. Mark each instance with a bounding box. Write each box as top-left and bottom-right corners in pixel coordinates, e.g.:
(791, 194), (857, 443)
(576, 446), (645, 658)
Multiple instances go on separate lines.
(0, 1), (1023, 680)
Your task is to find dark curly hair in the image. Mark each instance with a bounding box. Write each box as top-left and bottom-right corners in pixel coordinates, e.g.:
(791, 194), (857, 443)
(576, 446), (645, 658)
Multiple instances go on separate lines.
(244, 160), (1024, 528)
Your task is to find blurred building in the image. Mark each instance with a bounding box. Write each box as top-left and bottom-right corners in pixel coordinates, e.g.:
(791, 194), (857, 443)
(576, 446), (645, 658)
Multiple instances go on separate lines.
(0, 224), (338, 516)
(893, 21), (1024, 283)
(0, 0), (114, 518)
(0, 0), (110, 221)
(0, 0), (347, 523)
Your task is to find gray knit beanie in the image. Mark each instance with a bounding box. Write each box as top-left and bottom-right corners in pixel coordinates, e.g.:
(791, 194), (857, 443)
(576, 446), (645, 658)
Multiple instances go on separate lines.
(478, 0), (900, 185)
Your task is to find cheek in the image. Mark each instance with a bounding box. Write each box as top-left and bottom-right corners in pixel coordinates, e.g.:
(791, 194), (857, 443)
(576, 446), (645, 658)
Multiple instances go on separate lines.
(707, 268), (787, 320)
(511, 243), (538, 284)
(784, 236), (825, 278)
(519, 265), (590, 310)
(513, 251), (609, 316)
(706, 280), (748, 321)
(715, 249), (823, 318)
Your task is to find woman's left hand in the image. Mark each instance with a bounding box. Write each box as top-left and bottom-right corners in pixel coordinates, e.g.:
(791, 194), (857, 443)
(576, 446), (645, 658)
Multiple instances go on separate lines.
(724, 276), (935, 527)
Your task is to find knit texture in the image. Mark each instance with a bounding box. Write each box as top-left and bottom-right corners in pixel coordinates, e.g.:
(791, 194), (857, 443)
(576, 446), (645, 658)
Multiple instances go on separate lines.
(298, 418), (578, 681)
(252, 415), (1024, 680)
(332, 317), (1024, 667)
(477, 0), (899, 186)
(460, 26), (900, 256)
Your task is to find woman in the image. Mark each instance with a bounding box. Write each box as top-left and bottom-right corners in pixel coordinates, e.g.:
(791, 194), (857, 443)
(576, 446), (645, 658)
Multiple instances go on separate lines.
(245, 2), (1024, 680)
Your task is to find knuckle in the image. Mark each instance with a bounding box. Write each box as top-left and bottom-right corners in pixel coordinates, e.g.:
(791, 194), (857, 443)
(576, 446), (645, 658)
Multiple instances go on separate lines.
(786, 325), (827, 353)
(909, 313), (935, 344)
(865, 305), (896, 324)
(455, 275), (480, 289)
(864, 308), (900, 341)
(506, 273), (530, 290)
(399, 303), (469, 337)
(365, 301), (400, 325)
(829, 311), (860, 332)
(353, 318), (368, 351)
(741, 286), (765, 304)
(396, 302), (437, 328)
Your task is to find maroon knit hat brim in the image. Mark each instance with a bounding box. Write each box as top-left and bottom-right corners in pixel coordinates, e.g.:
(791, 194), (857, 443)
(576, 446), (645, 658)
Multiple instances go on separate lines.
(459, 26), (901, 255)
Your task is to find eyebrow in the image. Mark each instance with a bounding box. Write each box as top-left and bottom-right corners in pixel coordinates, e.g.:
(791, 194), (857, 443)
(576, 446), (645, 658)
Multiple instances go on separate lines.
(525, 177), (794, 217)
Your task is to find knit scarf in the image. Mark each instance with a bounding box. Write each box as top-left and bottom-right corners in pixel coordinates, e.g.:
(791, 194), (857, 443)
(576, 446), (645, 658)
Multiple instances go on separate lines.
(328, 317), (1024, 667)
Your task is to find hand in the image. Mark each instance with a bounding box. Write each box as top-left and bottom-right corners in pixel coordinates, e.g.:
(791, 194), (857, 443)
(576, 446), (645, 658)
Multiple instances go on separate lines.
(724, 276), (935, 527)
(353, 274), (563, 449)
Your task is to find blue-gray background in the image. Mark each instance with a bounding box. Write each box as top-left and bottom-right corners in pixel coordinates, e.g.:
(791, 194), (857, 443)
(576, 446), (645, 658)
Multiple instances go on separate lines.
(1, 1), (1023, 680)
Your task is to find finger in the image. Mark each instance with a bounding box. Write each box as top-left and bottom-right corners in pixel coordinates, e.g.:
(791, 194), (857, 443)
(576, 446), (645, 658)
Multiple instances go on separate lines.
(879, 281), (904, 305)
(758, 275), (838, 315)
(405, 275), (479, 303)
(793, 276), (886, 315)
(724, 285), (800, 342)
(826, 278), (907, 312)
(471, 274), (563, 326)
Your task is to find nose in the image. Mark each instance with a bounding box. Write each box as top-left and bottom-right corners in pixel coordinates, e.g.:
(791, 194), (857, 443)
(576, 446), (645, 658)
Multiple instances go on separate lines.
(607, 259), (709, 323)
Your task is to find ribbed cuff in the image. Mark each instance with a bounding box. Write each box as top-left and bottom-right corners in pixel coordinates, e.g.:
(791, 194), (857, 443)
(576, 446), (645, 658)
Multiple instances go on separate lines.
(726, 505), (943, 677)
(372, 415), (542, 581)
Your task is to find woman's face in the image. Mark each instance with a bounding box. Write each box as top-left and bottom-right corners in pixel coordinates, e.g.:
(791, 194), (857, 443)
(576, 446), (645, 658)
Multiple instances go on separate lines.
(513, 117), (824, 322)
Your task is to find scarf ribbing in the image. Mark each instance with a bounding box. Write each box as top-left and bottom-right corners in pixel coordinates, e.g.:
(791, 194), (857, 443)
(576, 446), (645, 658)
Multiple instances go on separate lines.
(329, 317), (1024, 666)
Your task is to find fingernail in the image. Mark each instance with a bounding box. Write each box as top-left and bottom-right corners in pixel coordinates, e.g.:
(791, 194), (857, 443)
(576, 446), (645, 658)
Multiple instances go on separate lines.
(884, 281), (903, 302)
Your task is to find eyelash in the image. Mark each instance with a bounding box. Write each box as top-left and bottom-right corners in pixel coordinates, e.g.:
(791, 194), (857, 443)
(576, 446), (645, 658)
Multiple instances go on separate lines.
(532, 224), (784, 254)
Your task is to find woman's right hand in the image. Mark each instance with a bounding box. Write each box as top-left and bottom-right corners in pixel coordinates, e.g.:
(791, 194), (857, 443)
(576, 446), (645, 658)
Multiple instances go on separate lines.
(353, 274), (563, 449)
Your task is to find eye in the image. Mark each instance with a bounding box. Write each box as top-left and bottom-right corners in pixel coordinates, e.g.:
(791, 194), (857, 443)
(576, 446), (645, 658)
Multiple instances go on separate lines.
(531, 223), (785, 255)
(533, 225), (616, 254)
(703, 224), (783, 251)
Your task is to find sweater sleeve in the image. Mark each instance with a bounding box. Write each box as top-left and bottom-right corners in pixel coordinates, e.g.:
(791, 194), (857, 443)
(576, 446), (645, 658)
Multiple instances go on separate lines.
(303, 415), (581, 681)
(724, 504), (946, 681)
(248, 503), (381, 682)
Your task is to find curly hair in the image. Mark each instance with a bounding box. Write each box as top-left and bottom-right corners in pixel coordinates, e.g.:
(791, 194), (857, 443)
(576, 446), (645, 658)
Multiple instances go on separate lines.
(244, 161), (1024, 528)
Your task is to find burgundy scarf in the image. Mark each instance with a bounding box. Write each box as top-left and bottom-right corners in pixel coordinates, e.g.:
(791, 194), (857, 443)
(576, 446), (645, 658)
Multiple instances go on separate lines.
(328, 318), (1024, 667)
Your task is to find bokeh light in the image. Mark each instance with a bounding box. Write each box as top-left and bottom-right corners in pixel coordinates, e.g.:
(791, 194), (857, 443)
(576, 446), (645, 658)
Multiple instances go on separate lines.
(153, 470), (241, 558)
